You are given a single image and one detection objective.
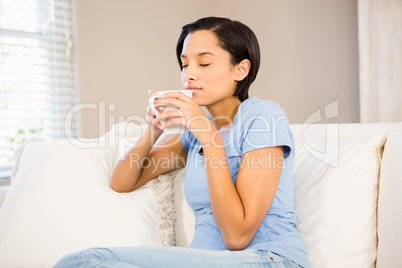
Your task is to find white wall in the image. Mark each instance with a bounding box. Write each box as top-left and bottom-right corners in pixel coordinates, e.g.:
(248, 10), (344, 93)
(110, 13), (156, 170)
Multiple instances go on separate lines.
(75, 0), (360, 138)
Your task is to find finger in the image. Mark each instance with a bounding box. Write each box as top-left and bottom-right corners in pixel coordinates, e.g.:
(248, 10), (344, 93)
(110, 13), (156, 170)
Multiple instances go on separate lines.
(153, 120), (163, 130)
(147, 105), (157, 117)
(148, 89), (157, 96)
(145, 105), (165, 130)
(146, 106), (165, 124)
(147, 114), (163, 130)
(148, 101), (166, 114)
(156, 106), (164, 113)
(148, 91), (165, 113)
(148, 102), (163, 117)
(154, 97), (187, 110)
(150, 103), (164, 113)
(145, 113), (153, 125)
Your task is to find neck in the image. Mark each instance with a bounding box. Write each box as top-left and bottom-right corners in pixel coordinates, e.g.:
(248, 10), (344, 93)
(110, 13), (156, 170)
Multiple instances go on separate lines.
(206, 96), (241, 130)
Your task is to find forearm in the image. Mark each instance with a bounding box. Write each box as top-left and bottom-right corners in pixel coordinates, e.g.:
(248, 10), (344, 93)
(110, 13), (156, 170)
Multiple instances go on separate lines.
(111, 126), (162, 192)
(202, 133), (251, 249)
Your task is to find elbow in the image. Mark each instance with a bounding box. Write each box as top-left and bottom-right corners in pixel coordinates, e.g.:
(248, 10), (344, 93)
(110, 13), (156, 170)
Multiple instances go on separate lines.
(110, 172), (137, 193)
(110, 181), (133, 193)
(224, 234), (252, 251)
(110, 184), (125, 193)
(222, 222), (257, 251)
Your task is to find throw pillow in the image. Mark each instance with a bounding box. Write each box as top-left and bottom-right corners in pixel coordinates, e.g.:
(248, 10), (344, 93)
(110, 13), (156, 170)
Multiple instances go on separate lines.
(294, 133), (386, 267)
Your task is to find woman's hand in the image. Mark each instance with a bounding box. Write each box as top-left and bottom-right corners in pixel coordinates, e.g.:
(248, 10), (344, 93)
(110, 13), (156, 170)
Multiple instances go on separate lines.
(153, 91), (215, 145)
(145, 89), (164, 136)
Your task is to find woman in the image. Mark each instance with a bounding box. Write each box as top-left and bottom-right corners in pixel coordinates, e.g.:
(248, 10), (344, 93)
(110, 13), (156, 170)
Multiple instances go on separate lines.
(55, 17), (309, 268)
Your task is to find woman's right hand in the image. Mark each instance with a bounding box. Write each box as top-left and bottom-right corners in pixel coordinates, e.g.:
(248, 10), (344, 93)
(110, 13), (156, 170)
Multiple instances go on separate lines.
(146, 89), (164, 135)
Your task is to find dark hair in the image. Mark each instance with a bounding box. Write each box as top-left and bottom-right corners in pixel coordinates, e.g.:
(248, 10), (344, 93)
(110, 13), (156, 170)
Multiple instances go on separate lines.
(176, 17), (260, 102)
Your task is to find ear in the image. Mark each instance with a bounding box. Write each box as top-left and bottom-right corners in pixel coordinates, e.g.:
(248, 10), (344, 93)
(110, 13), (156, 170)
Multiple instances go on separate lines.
(234, 59), (251, 82)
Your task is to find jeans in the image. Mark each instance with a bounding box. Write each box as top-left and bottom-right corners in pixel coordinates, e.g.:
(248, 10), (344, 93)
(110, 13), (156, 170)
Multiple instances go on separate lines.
(53, 246), (301, 268)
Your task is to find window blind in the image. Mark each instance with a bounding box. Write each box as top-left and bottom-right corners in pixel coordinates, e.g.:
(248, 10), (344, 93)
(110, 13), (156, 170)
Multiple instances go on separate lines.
(0, 0), (80, 178)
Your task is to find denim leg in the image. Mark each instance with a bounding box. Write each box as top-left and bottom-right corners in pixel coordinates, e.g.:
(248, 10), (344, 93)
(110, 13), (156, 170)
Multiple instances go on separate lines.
(54, 248), (141, 268)
(53, 246), (301, 268)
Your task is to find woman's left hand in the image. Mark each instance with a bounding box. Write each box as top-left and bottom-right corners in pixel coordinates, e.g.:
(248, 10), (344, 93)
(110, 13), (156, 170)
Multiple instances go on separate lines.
(153, 91), (214, 145)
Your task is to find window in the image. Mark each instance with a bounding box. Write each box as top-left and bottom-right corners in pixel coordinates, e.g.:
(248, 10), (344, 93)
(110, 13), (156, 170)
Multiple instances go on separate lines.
(0, 0), (80, 179)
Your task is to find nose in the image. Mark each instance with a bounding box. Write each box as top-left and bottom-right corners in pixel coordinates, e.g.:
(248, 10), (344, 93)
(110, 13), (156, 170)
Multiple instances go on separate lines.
(182, 64), (197, 81)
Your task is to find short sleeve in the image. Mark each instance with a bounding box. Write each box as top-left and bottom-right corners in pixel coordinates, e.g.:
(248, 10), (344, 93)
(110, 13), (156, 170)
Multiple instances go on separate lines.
(241, 101), (293, 159)
(180, 131), (190, 152)
(179, 128), (200, 153)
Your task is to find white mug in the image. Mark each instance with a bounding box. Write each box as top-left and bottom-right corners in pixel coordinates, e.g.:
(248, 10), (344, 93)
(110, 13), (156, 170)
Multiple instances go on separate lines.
(149, 90), (193, 134)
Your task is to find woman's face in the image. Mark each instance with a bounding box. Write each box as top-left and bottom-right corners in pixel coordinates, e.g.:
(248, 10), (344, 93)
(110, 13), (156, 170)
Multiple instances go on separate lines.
(180, 30), (239, 107)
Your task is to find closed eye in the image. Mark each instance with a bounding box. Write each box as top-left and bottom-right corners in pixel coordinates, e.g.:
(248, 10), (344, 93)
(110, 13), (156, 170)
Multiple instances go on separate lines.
(200, 64), (210, 67)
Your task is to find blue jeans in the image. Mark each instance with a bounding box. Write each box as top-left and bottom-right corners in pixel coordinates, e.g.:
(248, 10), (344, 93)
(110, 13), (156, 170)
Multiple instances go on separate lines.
(53, 246), (301, 268)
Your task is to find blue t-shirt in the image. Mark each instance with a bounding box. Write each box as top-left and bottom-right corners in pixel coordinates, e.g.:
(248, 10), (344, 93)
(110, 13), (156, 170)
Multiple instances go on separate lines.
(180, 96), (309, 268)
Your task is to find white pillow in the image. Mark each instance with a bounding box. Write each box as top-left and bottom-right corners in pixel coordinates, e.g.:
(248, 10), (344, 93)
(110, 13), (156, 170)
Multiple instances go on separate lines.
(0, 124), (176, 267)
(294, 133), (386, 268)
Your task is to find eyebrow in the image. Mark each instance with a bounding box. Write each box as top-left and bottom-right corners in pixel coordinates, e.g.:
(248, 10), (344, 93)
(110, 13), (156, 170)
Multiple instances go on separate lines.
(180, 52), (216, 58)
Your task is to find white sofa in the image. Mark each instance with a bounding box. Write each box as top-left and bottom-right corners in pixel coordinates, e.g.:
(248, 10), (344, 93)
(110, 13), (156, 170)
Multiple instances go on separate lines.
(0, 122), (401, 268)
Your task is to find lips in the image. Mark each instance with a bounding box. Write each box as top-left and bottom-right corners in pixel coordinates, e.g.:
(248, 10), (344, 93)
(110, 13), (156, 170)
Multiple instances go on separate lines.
(186, 86), (201, 91)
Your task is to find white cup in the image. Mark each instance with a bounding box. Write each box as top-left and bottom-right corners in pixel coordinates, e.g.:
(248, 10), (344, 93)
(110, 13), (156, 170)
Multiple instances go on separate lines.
(149, 90), (193, 134)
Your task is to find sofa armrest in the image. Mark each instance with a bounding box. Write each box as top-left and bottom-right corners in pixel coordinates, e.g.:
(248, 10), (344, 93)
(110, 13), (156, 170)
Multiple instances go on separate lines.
(377, 122), (402, 268)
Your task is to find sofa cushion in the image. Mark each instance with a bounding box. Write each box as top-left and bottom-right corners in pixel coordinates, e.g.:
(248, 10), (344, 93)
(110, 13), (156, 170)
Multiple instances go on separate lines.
(174, 168), (195, 247)
(0, 123), (176, 267)
(293, 128), (386, 268)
